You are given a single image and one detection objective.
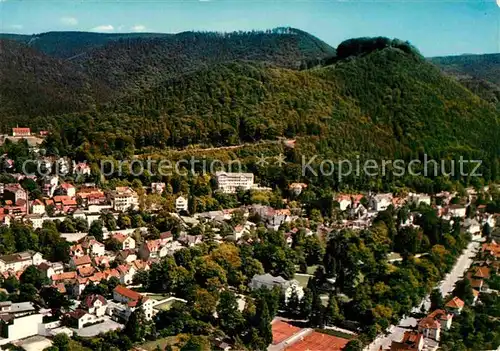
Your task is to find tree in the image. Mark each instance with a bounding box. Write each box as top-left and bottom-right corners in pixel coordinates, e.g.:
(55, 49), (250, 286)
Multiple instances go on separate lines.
(430, 288), (444, 310)
(89, 220), (104, 242)
(483, 223), (492, 238)
(324, 292), (341, 326)
(309, 289), (324, 327)
(52, 333), (70, 351)
(286, 285), (301, 317)
(20, 265), (47, 289)
(124, 299), (148, 342)
(180, 335), (210, 351)
(344, 339), (363, 351)
(300, 288), (313, 319)
(216, 290), (244, 337)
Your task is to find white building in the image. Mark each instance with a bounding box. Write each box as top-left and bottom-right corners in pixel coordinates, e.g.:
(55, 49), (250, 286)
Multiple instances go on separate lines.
(249, 273), (304, 303)
(449, 205), (467, 218)
(175, 196), (188, 212)
(109, 187), (139, 212)
(408, 193), (431, 206)
(0, 301), (43, 342)
(30, 199), (46, 215)
(369, 193), (393, 212)
(0, 251), (43, 273)
(110, 286), (154, 321)
(215, 172), (254, 194)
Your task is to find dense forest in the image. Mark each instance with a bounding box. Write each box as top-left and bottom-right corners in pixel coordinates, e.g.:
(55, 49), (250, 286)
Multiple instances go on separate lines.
(1, 31), (500, 187)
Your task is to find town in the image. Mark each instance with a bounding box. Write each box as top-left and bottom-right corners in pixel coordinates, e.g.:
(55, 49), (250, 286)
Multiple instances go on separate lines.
(0, 128), (499, 350)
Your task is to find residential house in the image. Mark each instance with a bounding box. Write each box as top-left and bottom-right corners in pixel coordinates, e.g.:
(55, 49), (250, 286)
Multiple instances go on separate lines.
(369, 193), (393, 212)
(64, 309), (101, 329)
(336, 194), (352, 211)
(70, 244), (85, 258)
(151, 182), (166, 195)
(37, 262), (64, 279)
(117, 264), (136, 285)
(116, 249), (137, 263)
(110, 285), (154, 320)
(178, 234), (203, 247)
(23, 214), (43, 229)
(70, 255), (92, 270)
(30, 199), (46, 215)
(80, 294), (107, 317)
(249, 273), (304, 303)
(73, 162), (91, 176)
(76, 188), (107, 207)
(389, 332), (424, 351)
(12, 128), (31, 137)
(108, 187), (139, 212)
(467, 266), (490, 291)
(445, 297), (465, 315)
(175, 196), (188, 212)
(289, 183), (307, 196)
(417, 309), (453, 341)
(449, 205), (467, 218)
(408, 193), (431, 206)
(81, 237), (105, 257)
(3, 184), (27, 205)
(0, 251), (43, 273)
(58, 183), (76, 198)
(138, 240), (168, 260)
(112, 233), (136, 250)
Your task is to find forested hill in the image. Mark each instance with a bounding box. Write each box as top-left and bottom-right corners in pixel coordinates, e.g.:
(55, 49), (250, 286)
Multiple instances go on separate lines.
(0, 28), (336, 118)
(430, 54), (500, 107)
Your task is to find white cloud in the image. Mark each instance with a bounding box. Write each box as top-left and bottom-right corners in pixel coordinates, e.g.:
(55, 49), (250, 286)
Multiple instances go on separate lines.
(60, 16), (78, 26)
(131, 25), (146, 32)
(91, 24), (114, 32)
(9, 24), (23, 30)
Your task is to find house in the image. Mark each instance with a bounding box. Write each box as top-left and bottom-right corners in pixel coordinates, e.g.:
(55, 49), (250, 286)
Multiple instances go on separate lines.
(73, 162), (91, 176)
(58, 183), (76, 198)
(80, 294), (107, 317)
(116, 249), (137, 263)
(37, 261), (64, 279)
(249, 273), (304, 303)
(389, 332), (424, 351)
(215, 172), (254, 194)
(445, 296), (465, 315)
(0, 251), (43, 273)
(408, 193), (431, 206)
(50, 271), (77, 285)
(70, 244), (85, 258)
(0, 301), (43, 342)
(117, 264), (136, 285)
(70, 255), (92, 270)
(12, 128), (31, 137)
(81, 237), (105, 257)
(336, 194), (352, 211)
(289, 183), (307, 196)
(24, 214), (43, 229)
(151, 182), (166, 194)
(467, 266), (490, 291)
(3, 184), (27, 205)
(369, 193), (393, 212)
(65, 309), (101, 329)
(110, 285), (154, 320)
(175, 196), (188, 212)
(108, 187), (139, 212)
(449, 205), (467, 218)
(112, 233), (136, 250)
(30, 199), (46, 215)
(464, 218), (481, 239)
(482, 241), (500, 259)
(138, 240), (168, 260)
(417, 309), (453, 341)
(178, 234), (203, 247)
(76, 188), (107, 206)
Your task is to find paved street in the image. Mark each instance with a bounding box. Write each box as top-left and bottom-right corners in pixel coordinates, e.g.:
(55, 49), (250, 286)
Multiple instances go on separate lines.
(366, 240), (482, 351)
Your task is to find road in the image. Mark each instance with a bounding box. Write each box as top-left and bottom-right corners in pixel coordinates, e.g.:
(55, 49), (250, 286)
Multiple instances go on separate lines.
(366, 240), (482, 351)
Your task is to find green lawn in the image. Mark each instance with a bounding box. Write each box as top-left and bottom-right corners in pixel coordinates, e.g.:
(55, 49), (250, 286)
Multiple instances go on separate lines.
(294, 274), (311, 288)
(139, 336), (180, 351)
(147, 293), (170, 301)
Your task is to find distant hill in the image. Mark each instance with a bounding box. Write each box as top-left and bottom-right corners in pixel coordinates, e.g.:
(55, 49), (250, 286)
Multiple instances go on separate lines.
(0, 28), (336, 118)
(430, 53), (500, 107)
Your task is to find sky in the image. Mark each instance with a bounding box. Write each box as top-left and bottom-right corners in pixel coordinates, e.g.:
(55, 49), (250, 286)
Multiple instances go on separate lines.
(0, 0), (499, 57)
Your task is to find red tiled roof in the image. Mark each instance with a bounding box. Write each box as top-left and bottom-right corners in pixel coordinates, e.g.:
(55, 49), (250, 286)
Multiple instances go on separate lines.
(113, 285), (147, 302)
(81, 294), (107, 309)
(284, 331), (349, 351)
(51, 271), (77, 281)
(446, 296), (465, 309)
(112, 233), (129, 243)
(271, 320), (301, 345)
(72, 255), (91, 266)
